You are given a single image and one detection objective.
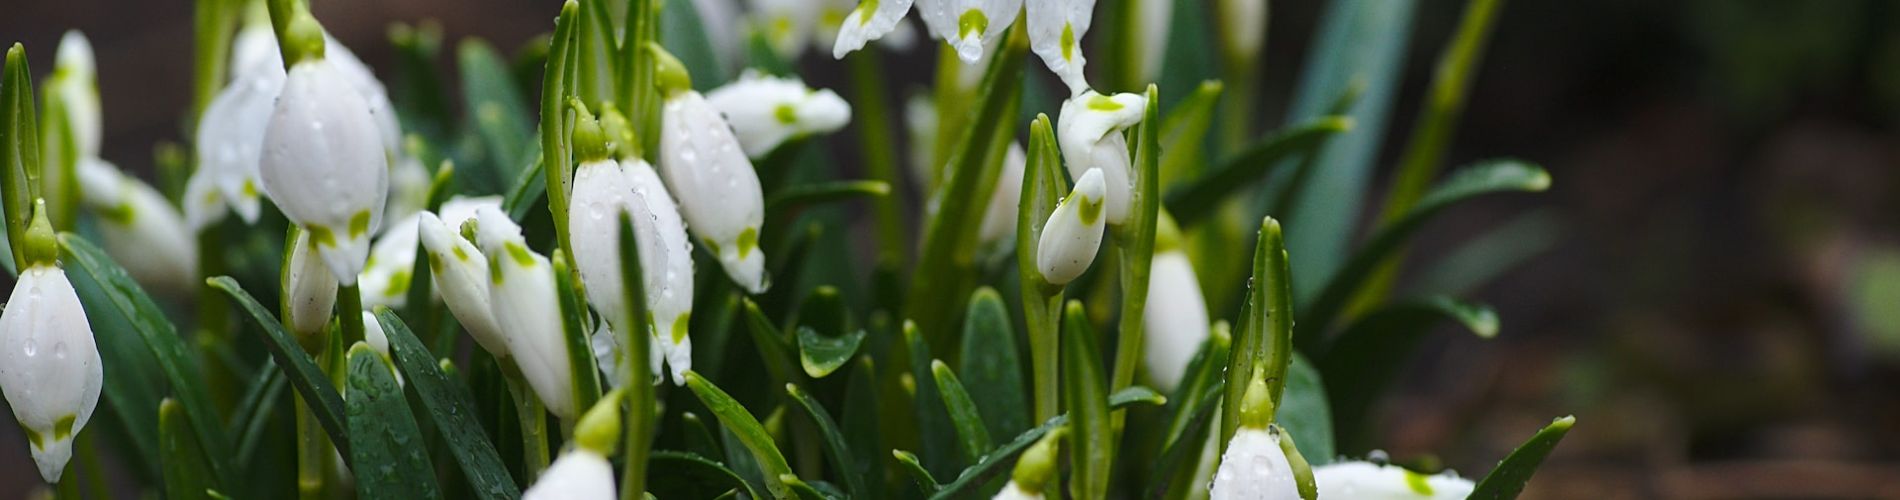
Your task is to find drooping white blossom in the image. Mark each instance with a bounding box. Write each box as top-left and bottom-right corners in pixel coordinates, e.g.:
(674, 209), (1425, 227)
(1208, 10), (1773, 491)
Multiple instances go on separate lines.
(750, 0), (817, 60)
(977, 142), (1026, 245)
(570, 153), (697, 386)
(260, 53), (391, 285)
(1056, 91), (1145, 225)
(75, 159), (197, 295)
(417, 210), (508, 360)
(830, 0), (916, 58)
(523, 449), (616, 500)
(358, 212), (422, 309)
(181, 165), (228, 232)
(1134, 0), (1172, 82)
(284, 229), (339, 340)
(476, 207), (575, 419)
(916, 0), (1021, 62)
(659, 89), (768, 294)
(1313, 461), (1475, 500)
(705, 71), (853, 159)
(49, 31), (102, 160)
(1025, 0), (1095, 94)
(1035, 167), (1106, 285)
(1142, 250), (1207, 392)
(0, 261), (102, 483)
(1210, 427), (1301, 500)
(191, 42), (283, 226)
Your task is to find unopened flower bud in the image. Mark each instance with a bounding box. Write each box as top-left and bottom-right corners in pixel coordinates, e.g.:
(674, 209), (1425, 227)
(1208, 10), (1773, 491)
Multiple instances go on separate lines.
(1035, 168), (1107, 285)
(1056, 91), (1145, 225)
(522, 447), (616, 500)
(993, 426), (1065, 499)
(1314, 460), (1474, 500)
(1142, 249), (1207, 392)
(570, 155), (696, 385)
(284, 229), (339, 343)
(0, 250), (102, 483)
(476, 207), (575, 419)
(417, 210), (507, 359)
(75, 159), (197, 295)
(706, 72), (852, 159)
(260, 51), (390, 286)
(1210, 426), (1300, 500)
(659, 75), (769, 294)
(978, 143), (1027, 245)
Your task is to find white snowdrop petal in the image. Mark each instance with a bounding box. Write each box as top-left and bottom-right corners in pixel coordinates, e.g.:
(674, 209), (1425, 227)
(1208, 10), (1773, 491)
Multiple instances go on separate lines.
(260, 59), (390, 285)
(53, 31), (102, 159)
(624, 160), (697, 384)
(77, 160), (198, 295)
(230, 25), (282, 79)
(1135, 0), (1171, 82)
(978, 143), (1026, 245)
(1035, 168), (1107, 285)
(751, 0), (817, 59)
(569, 159), (640, 330)
(285, 230), (340, 339)
(439, 196), (503, 229)
(991, 481), (1042, 500)
(1057, 91), (1146, 224)
(1220, 0), (1266, 60)
(1210, 428), (1301, 500)
(477, 207), (575, 419)
(1142, 251), (1208, 392)
(572, 158), (699, 387)
(523, 450), (617, 500)
(659, 92), (768, 293)
(1026, 0), (1095, 95)
(195, 59), (282, 225)
(706, 72), (854, 158)
(919, 0), (1021, 62)
(0, 267), (103, 483)
(1314, 461), (1475, 500)
(417, 211), (509, 359)
(359, 212), (422, 309)
(182, 168), (228, 232)
(831, 0), (917, 58)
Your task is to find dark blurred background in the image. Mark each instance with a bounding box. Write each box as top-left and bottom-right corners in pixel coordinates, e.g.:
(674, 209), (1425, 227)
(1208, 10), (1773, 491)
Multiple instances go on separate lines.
(4, 0), (1900, 497)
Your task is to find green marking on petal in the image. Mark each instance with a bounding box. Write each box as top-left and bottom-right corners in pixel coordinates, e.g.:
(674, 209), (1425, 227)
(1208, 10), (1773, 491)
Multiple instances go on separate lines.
(1078, 194), (1103, 225)
(308, 225), (337, 247)
(384, 269), (412, 297)
(428, 254), (444, 274)
(1061, 23), (1076, 61)
(452, 245), (469, 261)
(1404, 469), (1434, 495)
(855, 0), (879, 26)
(242, 178), (258, 197)
(736, 227), (759, 260)
(20, 422), (42, 448)
(349, 210), (372, 239)
(703, 239), (721, 258)
(101, 202), (135, 225)
(774, 103), (798, 124)
(505, 242), (536, 267)
(54, 414), (75, 441)
(672, 312), (691, 343)
(958, 9), (989, 40)
(488, 254), (505, 284)
(1086, 94), (1124, 111)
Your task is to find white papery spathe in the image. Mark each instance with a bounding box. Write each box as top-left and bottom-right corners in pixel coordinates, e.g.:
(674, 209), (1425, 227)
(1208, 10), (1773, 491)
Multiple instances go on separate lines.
(916, 0), (1021, 62)
(260, 56), (391, 285)
(75, 159), (197, 295)
(978, 143), (1026, 245)
(1210, 427), (1301, 500)
(522, 448), (616, 500)
(1025, 0), (1094, 95)
(1142, 250), (1208, 392)
(706, 72), (853, 159)
(284, 229), (339, 340)
(659, 91), (769, 293)
(0, 265), (103, 483)
(831, 0), (916, 58)
(570, 158), (696, 386)
(1035, 167), (1106, 285)
(1313, 461), (1474, 500)
(476, 207), (576, 419)
(1056, 91), (1145, 225)
(417, 211), (508, 360)
(358, 212), (421, 309)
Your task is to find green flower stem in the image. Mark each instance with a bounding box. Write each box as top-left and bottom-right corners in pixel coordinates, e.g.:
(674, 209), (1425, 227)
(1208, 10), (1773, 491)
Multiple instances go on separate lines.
(294, 392), (329, 500)
(191, 0), (240, 127)
(505, 368), (551, 481)
(540, 1), (581, 274)
(1026, 291), (1061, 423)
(1214, 1), (1266, 155)
(197, 224), (237, 412)
(337, 283), (364, 346)
(846, 51), (907, 271)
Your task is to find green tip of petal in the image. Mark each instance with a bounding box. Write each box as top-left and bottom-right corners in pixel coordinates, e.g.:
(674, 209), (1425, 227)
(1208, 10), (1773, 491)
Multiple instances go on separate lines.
(647, 43), (692, 96)
(23, 199), (58, 268)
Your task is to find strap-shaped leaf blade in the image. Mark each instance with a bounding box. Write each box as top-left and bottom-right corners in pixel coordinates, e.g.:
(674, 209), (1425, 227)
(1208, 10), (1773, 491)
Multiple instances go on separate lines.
(682, 370), (795, 498)
(1110, 85), (1165, 452)
(930, 360), (993, 461)
(1279, 354), (1336, 466)
(765, 180), (891, 213)
(1222, 218), (1293, 449)
(796, 327), (865, 379)
(373, 309), (518, 499)
(1164, 116), (1354, 225)
(928, 387), (1166, 500)
(160, 399), (216, 500)
(957, 287), (1029, 438)
(1469, 416), (1576, 499)
(785, 383), (868, 499)
(1062, 301), (1111, 499)
(207, 275), (350, 459)
(1015, 115), (1066, 424)
(459, 39), (535, 194)
(346, 343), (443, 500)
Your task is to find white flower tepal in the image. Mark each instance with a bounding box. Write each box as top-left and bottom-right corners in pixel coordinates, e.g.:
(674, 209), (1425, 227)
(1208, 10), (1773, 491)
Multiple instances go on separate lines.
(916, 0), (1021, 62)
(193, 54), (282, 225)
(978, 142), (1026, 245)
(0, 265), (103, 483)
(75, 159), (198, 295)
(1035, 167), (1107, 285)
(522, 448), (616, 500)
(570, 156), (697, 386)
(358, 212), (422, 309)
(1025, 0), (1095, 95)
(1057, 91), (1145, 225)
(1143, 250), (1208, 392)
(1210, 427), (1301, 500)
(750, 0), (816, 59)
(706, 72), (853, 159)
(1313, 461), (1474, 500)
(831, 0), (916, 58)
(476, 207), (576, 419)
(260, 57), (390, 286)
(659, 91), (768, 294)
(51, 31), (102, 159)
(416, 211), (508, 360)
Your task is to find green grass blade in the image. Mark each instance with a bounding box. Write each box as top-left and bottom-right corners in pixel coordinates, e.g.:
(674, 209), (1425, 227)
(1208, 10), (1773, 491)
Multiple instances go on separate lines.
(373, 309), (519, 499)
(957, 287), (1029, 438)
(231, 366), (288, 466)
(764, 180), (892, 214)
(553, 255), (602, 415)
(1299, 160), (1549, 347)
(1111, 85), (1164, 449)
(160, 399), (217, 500)
(930, 360), (993, 461)
(2, 45), (42, 270)
(459, 38), (535, 194)
(346, 343), (444, 500)
(1164, 116), (1354, 226)
(682, 370), (795, 498)
(1061, 301), (1111, 499)
(785, 383), (868, 498)
(1158, 81), (1223, 189)
(617, 211), (655, 500)
(648, 451), (760, 499)
(1222, 218), (1292, 450)
(928, 387), (1166, 500)
(1149, 324), (1230, 498)
(206, 275), (350, 459)
(740, 298), (802, 387)
(892, 449), (941, 494)
(1469, 416), (1576, 499)
(1015, 115), (1065, 424)
(61, 234), (234, 484)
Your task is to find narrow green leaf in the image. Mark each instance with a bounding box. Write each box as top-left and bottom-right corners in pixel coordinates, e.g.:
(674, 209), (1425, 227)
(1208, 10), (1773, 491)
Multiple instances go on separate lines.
(930, 360), (993, 461)
(618, 211), (655, 500)
(553, 254), (602, 415)
(795, 327), (865, 379)
(1110, 84), (1164, 450)
(648, 451), (761, 499)
(840, 358), (884, 498)
(659, 0), (726, 90)
(903, 320), (961, 478)
(347, 343), (443, 500)
(502, 156), (546, 219)
(539, 1), (580, 257)
(741, 298), (801, 387)
(1299, 160), (1549, 347)
(64, 255), (162, 478)
(1062, 301), (1110, 499)
(459, 38), (535, 194)
(1015, 115), (1065, 424)
(1409, 209), (1560, 297)
(764, 180), (891, 213)
(1158, 81), (1223, 189)
(388, 22), (452, 141)
(206, 275), (350, 459)
(160, 399), (216, 500)
(1278, 354), (1335, 466)
(957, 287), (1029, 438)
(682, 370), (795, 498)
(928, 387), (1166, 500)
(1150, 324), (1230, 498)
(781, 474), (837, 500)
(61, 234), (234, 484)
(1319, 297), (1495, 451)
(1164, 116), (1354, 226)
(892, 449), (941, 494)
(1469, 416), (1576, 499)
(231, 365), (288, 466)
(373, 309), (519, 500)
(785, 383), (868, 499)
(1222, 217), (1293, 450)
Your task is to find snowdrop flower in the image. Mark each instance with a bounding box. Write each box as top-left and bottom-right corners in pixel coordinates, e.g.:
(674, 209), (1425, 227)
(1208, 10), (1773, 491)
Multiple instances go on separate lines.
(192, 40), (283, 226)
(1142, 214), (1206, 392)
(1056, 91), (1145, 225)
(1210, 374), (1304, 500)
(993, 426), (1065, 500)
(977, 143), (1026, 245)
(283, 228), (339, 342)
(358, 212), (421, 309)
(706, 71), (853, 159)
(260, 16), (391, 285)
(181, 166), (227, 232)
(567, 109), (697, 386)
(1217, 0), (1266, 62)
(654, 46), (769, 293)
(694, 0), (744, 70)
(359, 311), (402, 387)
(417, 210), (508, 360)
(1035, 168), (1106, 285)
(1314, 461), (1474, 499)
(0, 205), (102, 483)
(322, 33), (402, 158)
(74, 159), (197, 295)
(1025, 0), (1094, 94)
(830, 0), (916, 58)
(383, 154), (431, 233)
(916, 0), (1021, 62)
(523, 391), (624, 500)
(750, 0), (816, 60)
(49, 31), (101, 159)
(476, 207), (576, 419)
